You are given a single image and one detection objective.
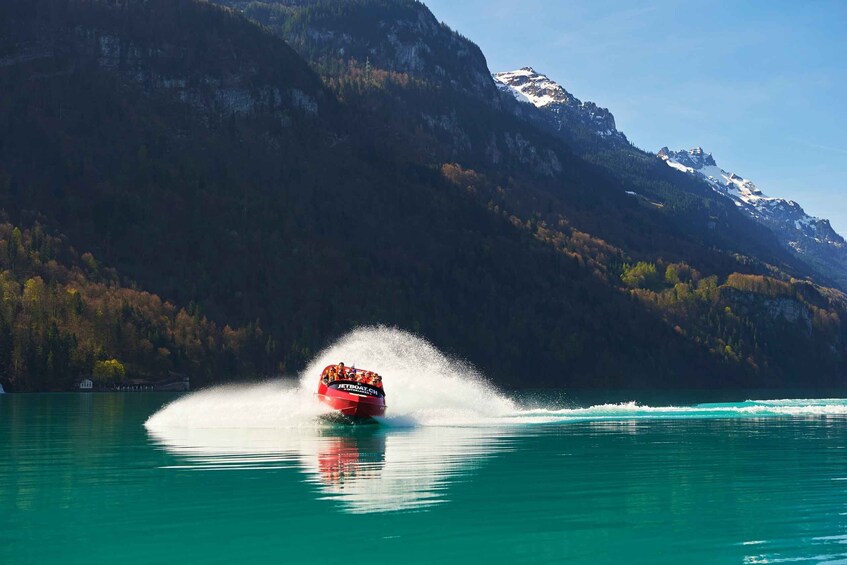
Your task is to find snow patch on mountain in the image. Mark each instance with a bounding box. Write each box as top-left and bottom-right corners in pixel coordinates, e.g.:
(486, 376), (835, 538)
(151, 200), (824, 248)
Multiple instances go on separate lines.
(493, 67), (571, 108)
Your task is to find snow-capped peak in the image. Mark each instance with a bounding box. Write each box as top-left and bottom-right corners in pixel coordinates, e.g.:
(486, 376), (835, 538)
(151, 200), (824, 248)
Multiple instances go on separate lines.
(493, 67), (626, 144)
(658, 146), (716, 169)
(658, 146), (846, 256)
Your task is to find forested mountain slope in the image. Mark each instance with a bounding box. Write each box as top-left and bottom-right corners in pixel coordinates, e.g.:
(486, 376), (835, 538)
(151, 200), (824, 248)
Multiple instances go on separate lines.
(1, 0), (845, 391)
(0, 224), (267, 391)
(217, 0), (820, 281)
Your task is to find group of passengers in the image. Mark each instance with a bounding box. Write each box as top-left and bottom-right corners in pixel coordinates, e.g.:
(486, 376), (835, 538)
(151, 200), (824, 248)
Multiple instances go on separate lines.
(322, 362), (383, 388)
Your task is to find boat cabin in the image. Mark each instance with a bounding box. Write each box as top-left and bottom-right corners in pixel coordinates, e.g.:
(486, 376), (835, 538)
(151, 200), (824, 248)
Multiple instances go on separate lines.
(320, 364), (385, 397)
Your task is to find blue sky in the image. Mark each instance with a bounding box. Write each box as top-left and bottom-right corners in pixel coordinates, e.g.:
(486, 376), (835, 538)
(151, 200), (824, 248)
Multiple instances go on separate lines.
(423, 0), (847, 234)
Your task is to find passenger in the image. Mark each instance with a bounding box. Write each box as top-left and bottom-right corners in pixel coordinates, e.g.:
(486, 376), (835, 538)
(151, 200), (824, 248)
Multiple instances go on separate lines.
(373, 375), (382, 389)
(336, 362), (346, 379)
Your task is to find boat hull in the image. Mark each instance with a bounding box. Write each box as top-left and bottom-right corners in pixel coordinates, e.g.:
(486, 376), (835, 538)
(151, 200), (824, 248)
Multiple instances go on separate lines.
(316, 382), (386, 419)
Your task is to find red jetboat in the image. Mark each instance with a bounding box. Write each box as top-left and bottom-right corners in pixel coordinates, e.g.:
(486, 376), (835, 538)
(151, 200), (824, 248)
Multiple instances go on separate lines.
(316, 365), (386, 419)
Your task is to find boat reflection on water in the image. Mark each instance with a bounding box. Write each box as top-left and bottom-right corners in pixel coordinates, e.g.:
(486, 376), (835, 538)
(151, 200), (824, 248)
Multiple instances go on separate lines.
(314, 432), (386, 489)
(147, 424), (510, 513)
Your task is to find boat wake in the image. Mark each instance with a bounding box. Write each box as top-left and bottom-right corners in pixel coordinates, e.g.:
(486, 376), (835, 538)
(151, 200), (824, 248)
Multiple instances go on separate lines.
(145, 326), (847, 430)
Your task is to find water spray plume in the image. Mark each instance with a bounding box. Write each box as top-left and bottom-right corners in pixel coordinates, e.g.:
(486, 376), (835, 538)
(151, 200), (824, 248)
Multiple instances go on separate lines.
(146, 326), (514, 429)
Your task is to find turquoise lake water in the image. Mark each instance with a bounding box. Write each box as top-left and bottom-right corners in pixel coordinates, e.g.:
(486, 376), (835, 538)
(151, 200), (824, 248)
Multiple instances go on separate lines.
(3, 390), (847, 564)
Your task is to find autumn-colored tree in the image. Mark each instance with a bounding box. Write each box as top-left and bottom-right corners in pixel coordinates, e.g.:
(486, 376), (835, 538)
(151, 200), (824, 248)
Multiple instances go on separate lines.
(93, 359), (126, 384)
(622, 262), (660, 290)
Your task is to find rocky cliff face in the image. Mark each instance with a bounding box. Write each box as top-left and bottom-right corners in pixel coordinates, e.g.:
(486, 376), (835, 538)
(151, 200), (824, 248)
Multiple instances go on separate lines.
(659, 147), (847, 289)
(218, 0), (499, 102)
(213, 0), (575, 177)
(6, 0), (329, 124)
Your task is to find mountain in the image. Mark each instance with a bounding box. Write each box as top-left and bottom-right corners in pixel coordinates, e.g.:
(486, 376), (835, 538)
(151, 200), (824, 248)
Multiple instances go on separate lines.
(492, 64), (847, 292)
(1, 0), (846, 391)
(659, 147), (847, 289)
(493, 67), (628, 148)
(4, 0), (715, 390)
(488, 64), (819, 276)
(212, 1), (815, 278)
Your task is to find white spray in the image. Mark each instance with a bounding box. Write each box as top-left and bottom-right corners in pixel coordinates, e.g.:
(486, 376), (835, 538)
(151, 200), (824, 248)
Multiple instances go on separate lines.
(146, 326), (516, 429)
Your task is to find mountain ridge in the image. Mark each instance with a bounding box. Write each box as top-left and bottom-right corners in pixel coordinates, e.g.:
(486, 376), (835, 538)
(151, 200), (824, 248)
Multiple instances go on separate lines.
(491, 59), (846, 291)
(659, 146), (847, 289)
